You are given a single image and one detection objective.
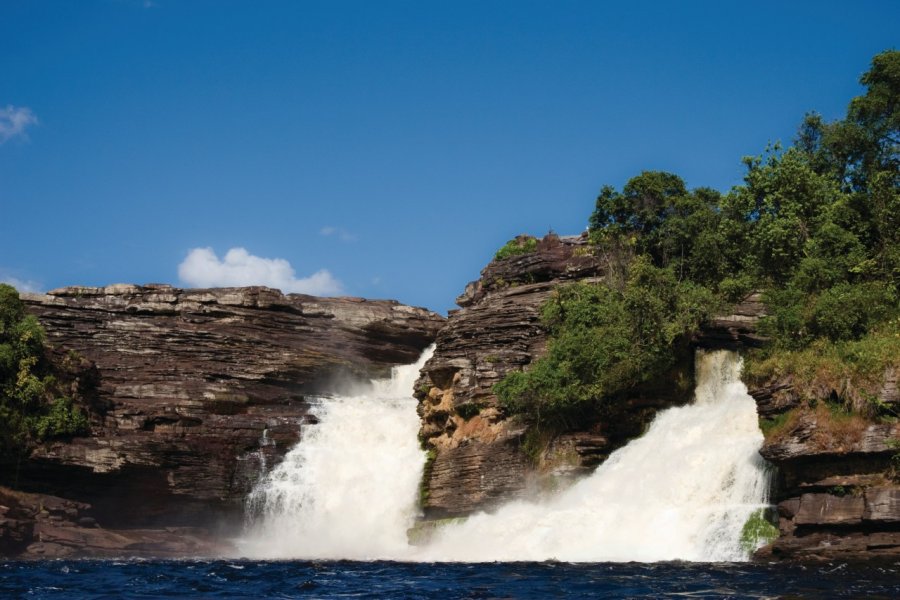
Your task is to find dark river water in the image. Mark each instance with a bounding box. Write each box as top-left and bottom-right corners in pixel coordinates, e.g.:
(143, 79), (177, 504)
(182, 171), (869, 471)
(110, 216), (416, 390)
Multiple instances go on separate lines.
(1, 559), (898, 599)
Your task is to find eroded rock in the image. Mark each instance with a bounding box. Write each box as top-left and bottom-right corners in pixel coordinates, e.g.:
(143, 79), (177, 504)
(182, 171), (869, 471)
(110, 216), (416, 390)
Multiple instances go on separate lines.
(4, 285), (443, 536)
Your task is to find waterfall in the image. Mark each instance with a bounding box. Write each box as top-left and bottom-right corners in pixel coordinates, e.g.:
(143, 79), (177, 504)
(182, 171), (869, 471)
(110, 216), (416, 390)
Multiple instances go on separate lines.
(421, 350), (772, 562)
(238, 348), (771, 562)
(237, 346), (434, 560)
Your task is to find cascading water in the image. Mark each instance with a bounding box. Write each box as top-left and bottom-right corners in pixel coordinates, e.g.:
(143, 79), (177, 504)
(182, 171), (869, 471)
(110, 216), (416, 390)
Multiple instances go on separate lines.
(239, 348), (772, 562)
(421, 350), (772, 562)
(237, 346), (434, 560)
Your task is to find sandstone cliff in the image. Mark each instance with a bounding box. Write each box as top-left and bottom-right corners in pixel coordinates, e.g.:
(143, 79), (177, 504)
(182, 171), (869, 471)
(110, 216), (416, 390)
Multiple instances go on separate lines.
(415, 234), (900, 561)
(415, 234), (697, 519)
(751, 373), (900, 561)
(1, 284), (443, 557)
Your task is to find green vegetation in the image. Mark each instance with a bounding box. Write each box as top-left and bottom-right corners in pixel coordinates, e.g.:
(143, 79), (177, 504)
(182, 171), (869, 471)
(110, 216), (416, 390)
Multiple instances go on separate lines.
(745, 319), (900, 417)
(418, 448), (437, 507)
(0, 284), (89, 459)
(407, 516), (467, 545)
(740, 508), (779, 554)
(495, 260), (718, 428)
(758, 410), (798, 438)
(494, 235), (538, 261)
(495, 50), (900, 428)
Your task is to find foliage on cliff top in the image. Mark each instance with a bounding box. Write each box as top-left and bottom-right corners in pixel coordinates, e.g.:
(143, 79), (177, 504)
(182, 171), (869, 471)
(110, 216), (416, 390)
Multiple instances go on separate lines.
(0, 284), (90, 459)
(745, 318), (900, 418)
(494, 235), (538, 261)
(494, 259), (718, 427)
(496, 50), (900, 426)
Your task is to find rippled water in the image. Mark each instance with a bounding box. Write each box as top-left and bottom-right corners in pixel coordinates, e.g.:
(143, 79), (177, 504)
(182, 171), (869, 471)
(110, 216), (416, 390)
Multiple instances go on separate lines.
(2, 560), (898, 599)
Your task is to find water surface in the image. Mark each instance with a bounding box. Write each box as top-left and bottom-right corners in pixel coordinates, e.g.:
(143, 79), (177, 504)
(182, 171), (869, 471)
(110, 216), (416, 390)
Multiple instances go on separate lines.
(2, 559), (898, 599)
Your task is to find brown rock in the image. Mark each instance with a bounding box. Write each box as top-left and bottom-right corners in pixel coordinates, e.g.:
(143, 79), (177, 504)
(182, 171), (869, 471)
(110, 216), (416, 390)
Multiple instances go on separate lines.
(693, 292), (768, 349)
(425, 435), (531, 518)
(864, 487), (900, 523)
(415, 233), (695, 519)
(794, 493), (864, 526)
(5, 285), (443, 534)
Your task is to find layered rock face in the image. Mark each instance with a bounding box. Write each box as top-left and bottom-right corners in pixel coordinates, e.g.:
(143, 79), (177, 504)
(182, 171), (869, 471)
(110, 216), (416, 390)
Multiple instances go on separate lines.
(1, 284), (442, 556)
(415, 234), (692, 519)
(416, 233), (900, 561)
(0, 486), (223, 558)
(751, 377), (900, 560)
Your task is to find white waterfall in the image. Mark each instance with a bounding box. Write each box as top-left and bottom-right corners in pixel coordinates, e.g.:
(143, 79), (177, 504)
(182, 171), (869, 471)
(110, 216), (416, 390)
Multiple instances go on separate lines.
(421, 350), (772, 562)
(237, 346), (433, 560)
(239, 348), (771, 562)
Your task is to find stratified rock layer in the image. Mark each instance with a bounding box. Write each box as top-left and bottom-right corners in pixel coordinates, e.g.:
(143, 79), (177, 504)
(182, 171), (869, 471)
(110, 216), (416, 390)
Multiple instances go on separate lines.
(751, 382), (900, 561)
(417, 232), (899, 561)
(5, 284), (443, 544)
(415, 234), (697, 519)
(0, 486), (224, 558)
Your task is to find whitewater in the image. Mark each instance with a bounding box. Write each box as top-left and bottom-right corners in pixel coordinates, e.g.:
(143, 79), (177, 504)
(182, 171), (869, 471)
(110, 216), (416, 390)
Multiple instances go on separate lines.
(238, 347), (771, 562)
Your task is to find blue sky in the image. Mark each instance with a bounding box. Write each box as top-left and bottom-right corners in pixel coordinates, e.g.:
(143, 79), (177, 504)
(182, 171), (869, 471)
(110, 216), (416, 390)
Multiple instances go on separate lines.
(1, 1), (898, 313)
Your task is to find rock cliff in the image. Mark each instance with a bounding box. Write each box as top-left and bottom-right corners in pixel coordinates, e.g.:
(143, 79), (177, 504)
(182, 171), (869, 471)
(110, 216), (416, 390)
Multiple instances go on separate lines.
(416, 233), (900, 561)
(415, 234), (694, 519)
(1, 284), (443, 557)
(750, 374), (900, 561)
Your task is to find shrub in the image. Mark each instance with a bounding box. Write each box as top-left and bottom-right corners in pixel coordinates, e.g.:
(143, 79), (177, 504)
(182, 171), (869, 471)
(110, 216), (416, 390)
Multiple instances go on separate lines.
(494, 260), (718, 428)
(494, 236), (538, 261)
(0, 284), (90, 457)
(33, 397), (90, 440)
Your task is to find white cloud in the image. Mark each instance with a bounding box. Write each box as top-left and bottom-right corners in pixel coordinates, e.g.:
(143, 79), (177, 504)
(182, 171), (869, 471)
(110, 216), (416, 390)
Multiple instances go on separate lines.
(320, 226), (357, 242)
(0, 276), (42, 293)
(178, 247), (343, 296)
(0, 105), (38, 144)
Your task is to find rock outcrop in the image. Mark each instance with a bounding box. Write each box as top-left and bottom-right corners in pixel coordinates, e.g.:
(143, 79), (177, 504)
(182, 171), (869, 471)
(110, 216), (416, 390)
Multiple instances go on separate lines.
(416, 231), (899, 562)
(750, 377), (900, 561)
(0, 486), (224, 558)
(415, 234), (695, 519)
(1, 284), (443, 556)
(693, 292), (768, 349)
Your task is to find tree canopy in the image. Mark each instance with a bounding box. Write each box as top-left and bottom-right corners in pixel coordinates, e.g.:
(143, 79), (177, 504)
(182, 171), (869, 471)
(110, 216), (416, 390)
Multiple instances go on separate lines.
(498, 50), (900, 427)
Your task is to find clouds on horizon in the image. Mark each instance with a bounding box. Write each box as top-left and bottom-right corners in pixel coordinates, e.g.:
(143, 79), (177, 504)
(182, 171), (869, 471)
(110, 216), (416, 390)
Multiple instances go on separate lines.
(0, 105), (38, 144)
(178, 247), (343, 296)
(0, 276), (42, 293)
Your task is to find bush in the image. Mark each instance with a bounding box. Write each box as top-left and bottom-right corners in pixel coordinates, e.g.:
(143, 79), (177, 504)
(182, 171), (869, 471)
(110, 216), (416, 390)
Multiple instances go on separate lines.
(494, 260), (718, 428)
(744, 318), (900, 416)
(0, 284), (90, 457)
(494, 235), (538, 261)
(34, 397), (90, 440)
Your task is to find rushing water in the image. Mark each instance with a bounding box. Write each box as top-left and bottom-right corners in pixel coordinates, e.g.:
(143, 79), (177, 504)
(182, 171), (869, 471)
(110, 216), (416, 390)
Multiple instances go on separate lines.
(239, 348), (771, 562)
(422, 350), (772, 562)
(3, 559), (899, 599)
(6, 351), (897, 597)
(238, 348), (433, 560)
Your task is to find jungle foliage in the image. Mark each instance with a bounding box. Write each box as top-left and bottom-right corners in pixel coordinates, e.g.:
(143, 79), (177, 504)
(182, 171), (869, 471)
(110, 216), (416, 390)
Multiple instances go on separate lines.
(496, 50), (900, 426)
(0, 284), (89, 459)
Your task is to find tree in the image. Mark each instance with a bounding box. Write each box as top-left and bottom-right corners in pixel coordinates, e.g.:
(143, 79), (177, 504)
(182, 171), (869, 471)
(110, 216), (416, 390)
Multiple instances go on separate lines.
(0, 284), (89, 459)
